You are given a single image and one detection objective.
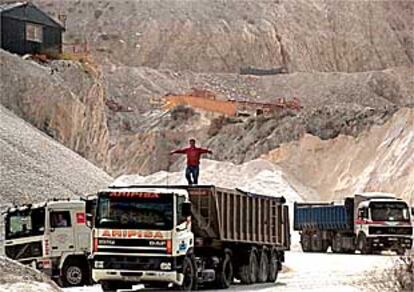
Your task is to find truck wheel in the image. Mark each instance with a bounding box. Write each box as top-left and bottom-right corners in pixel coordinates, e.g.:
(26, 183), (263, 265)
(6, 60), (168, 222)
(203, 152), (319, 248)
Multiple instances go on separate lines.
(61, 258), (88, 287)
(257, 248), (269, 283)
(357, 234), (372, 255)
(239, 248), (259, 284)
(311, 234), (322, 252)
(301, 234), (311, 252)
(267, 249), (279, 283)
(215, 252), (233, 289)
(101, 281), (132, 292)
(332, 233), (343, 253)
(180, 255), (197, 291)
(397, 249), (406, 256)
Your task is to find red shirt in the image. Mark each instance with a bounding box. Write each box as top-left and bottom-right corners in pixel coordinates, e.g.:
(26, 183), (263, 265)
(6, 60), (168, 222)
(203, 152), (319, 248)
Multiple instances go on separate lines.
(172, 147), (210, 166)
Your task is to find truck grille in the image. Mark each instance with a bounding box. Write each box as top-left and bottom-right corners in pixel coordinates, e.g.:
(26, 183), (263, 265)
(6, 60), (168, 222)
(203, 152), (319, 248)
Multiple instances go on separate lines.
(96, 238), (167, 254)
(94, 255), (176, 271)
(5, 241), (42, 260)
(369, 226), (413, 235)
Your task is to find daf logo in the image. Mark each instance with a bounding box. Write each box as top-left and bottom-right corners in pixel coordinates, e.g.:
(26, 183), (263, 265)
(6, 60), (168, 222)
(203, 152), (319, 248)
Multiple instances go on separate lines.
(149, 240), (166, 247)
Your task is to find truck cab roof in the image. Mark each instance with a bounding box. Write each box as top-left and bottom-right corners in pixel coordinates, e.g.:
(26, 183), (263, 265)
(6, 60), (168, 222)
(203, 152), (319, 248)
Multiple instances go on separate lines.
(355, 192), (397, 199)
(100, 186), (189, 197)
(359, 198), (407, 208)
(6, 199), (85, 213)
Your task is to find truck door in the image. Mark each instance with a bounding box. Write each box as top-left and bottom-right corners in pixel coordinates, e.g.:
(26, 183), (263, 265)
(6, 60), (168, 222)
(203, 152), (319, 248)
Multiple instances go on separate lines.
(175, 195), (193, 256)
(48, 210), (75, 255)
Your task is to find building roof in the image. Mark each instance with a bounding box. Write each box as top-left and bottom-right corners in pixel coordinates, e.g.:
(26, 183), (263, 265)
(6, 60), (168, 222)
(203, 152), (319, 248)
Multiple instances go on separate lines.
(0, 1), (65, 30)
(0, 2), (26, 13)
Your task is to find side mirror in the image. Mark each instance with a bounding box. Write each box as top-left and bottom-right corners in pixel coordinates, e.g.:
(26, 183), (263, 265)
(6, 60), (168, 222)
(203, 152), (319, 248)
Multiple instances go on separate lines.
(182, 202), (192, 217)
(86, 213), (93, 228)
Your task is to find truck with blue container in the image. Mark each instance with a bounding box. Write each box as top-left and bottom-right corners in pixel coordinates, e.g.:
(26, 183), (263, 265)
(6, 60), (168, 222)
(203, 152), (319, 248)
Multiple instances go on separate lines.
(294, 192), (413, 255)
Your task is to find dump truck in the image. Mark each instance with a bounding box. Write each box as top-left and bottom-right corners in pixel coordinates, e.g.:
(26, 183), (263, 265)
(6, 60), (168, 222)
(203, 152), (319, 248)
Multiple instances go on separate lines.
(3, 198), (96, 287)
(91, 185), (290, 291)
(294, 192), (413, 255)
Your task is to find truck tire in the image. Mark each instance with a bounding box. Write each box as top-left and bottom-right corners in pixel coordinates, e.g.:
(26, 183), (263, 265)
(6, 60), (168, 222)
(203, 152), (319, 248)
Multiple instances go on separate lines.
(180, 254), (198, 291)
(311, 234), (322, 252)
(357, 234), (372, 255)
(397, 249), (406, 256)
(257, 248), (269, 283)
(301, 234), (311, 252)
(332, 233), (343, 253)
(215, 252), (233, 289)
(239, 248), (259, 284)
(267, 249), (279, 283)
(61, 258), (88, 287)
(101, 281), (132, 292)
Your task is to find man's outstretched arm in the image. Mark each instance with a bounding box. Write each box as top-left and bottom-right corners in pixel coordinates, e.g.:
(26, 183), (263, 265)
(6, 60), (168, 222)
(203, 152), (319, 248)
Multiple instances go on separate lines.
(170, 147), (188, 155)
(198, 148), (213, 154)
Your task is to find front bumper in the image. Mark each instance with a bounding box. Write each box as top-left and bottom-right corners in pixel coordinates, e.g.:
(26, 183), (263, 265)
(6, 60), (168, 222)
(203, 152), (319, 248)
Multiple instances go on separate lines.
(92, 269), (183, 285)
(369, 236), (412, 250)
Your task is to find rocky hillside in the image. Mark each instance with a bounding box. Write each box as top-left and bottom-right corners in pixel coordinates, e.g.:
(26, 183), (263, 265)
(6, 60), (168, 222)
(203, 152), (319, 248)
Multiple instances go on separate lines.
(0, 49), (110, 171)
(264, 108), (414, 204)
(35, 0), (413, 73)
(1, 1), (412, 179)
(103, 63), (412, 175)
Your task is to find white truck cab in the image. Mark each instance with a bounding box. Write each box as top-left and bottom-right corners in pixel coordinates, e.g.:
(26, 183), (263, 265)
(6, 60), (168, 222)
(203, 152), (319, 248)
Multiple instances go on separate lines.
(91, 187), (194, 291)
(354, 193), (413, 254)
(3, 199), (93, 287)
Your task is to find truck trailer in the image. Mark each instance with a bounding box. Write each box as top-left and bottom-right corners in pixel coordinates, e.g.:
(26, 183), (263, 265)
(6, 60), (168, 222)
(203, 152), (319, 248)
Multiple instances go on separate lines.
(91, 185), (291, 291)
(294, 192), (413, 254)
(3, 198), (96, 287)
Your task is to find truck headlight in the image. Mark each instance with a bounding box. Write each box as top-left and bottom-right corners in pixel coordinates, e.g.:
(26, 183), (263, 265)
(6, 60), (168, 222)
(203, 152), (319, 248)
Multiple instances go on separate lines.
(95, 261), (104, 269)
(160, 262), (171, 270)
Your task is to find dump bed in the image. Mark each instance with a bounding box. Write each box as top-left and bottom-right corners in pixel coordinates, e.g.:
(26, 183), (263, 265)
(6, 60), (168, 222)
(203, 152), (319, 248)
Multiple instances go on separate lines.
(108, 185), (290, 250)
(187, 186), (290, 250)
(293, 202), (352, 231)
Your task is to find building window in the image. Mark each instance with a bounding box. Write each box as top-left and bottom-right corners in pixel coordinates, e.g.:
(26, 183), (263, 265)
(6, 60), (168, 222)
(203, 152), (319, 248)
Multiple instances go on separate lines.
(26, 23), (43, 43)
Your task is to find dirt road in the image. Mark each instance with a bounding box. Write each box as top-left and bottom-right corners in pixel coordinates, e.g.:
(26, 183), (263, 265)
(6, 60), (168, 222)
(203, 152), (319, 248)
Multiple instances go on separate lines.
(64, 251), (400, 292)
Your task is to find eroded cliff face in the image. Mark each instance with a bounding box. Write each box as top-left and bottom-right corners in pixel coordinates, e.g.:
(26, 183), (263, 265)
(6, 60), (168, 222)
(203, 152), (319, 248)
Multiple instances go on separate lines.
(0, 50), (110, 170)
(35, 0), (413, 73)
(102, 65), (412, 176)
(264, 108), (414, 204)
(1, 1), (413, 181)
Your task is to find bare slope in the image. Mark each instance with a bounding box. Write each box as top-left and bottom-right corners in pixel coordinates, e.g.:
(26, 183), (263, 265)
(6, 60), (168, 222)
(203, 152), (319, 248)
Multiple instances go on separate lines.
(104, 64), (412, 176)
(108, 103), (400, 176)
(0, 49), (110, 170)
(264, 108), (414, 204)
(0, 105), (111, 206)
(34, 0), (414, 73)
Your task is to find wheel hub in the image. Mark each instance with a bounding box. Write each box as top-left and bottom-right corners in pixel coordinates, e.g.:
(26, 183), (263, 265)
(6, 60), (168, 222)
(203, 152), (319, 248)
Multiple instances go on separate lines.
(66, 266), (82, 285)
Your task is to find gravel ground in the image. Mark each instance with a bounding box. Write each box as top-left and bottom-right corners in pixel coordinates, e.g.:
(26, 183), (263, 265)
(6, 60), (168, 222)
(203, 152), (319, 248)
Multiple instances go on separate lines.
(0, 105), (112, 206)
(63, 251), (401, 292)
(0, 256), (61, 292)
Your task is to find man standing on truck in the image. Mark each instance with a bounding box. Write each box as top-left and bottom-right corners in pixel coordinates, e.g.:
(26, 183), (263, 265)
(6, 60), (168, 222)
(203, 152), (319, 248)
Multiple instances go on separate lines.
(170, 138), (212, 185)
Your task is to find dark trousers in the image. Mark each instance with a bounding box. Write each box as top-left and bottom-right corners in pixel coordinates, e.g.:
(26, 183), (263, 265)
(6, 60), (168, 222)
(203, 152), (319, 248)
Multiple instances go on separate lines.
(185, 165), (199, 185)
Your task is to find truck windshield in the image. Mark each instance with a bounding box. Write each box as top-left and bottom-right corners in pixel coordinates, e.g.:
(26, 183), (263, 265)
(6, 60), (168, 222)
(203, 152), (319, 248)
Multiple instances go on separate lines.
(370, 202), (410, 222)
(5, 208), (45, 239)
(96, 192), (173, 230)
